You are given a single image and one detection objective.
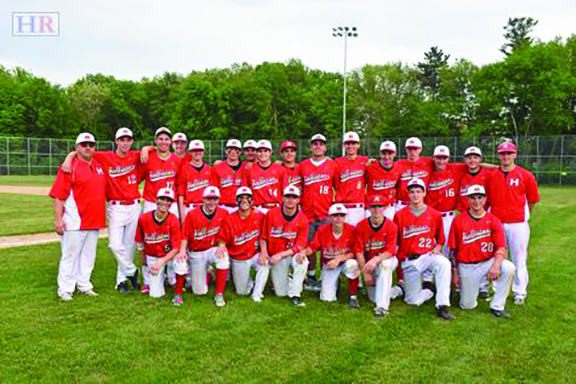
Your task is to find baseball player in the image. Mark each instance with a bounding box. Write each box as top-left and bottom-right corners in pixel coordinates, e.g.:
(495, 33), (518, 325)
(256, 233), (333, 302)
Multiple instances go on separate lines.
(177, 139), (212, 222)
(364, 140), (406, 221)
(243, 140), (258, 163)
(394, 178), (454, 320)
(353, 195), (404, 317)
(258, 185), (310, 306)
(298, 133), (338, 289)
(295, 204), (361, 309)
(172, 133), (189, 158)
(335, 131), (369, 226)
(395, 137), (433, 212)
(487, 141), (539, 305)
(211, 139), (245, 214)
(243, 140), (287, 214)
(280, 140), (301, 190)
(173, 186), (230, 307)
(448, 185), (515, 319)
(135, 188), (181, 298)
(215, 187), (267, 302)
(49, 133), (107, 301)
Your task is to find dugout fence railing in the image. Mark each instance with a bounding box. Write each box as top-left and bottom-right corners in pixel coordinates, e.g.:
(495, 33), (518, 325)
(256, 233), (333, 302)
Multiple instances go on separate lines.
(0, 135), (574, 185)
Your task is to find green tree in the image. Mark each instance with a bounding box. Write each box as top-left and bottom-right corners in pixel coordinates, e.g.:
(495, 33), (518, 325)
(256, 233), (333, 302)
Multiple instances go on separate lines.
(500, 17), (539, 56)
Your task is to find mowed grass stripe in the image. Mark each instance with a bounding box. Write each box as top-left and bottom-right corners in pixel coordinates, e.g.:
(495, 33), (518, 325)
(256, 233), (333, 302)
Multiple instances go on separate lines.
(0, 193), (53, 236)
(0, 175), (55, 187)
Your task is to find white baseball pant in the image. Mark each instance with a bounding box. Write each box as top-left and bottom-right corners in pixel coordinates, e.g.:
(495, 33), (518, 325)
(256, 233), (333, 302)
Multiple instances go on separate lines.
(344, 206), (366, 226)
(365, 257), (403, 310)
(107, 203), (140, 288)
(58, 230), (99, 297)
(259, 256), (309, 298)
(219, 205), (238, 214)
(146, 255), (167, 298)
(458, 258), (516, 311)
(320, 259), (361, 302)
(230, 254), (268, 300)
(441, 211), (456, 253)
(503, 221), (530, 299)
(402, 252), (451, 307)
(173, 247), (230, 295)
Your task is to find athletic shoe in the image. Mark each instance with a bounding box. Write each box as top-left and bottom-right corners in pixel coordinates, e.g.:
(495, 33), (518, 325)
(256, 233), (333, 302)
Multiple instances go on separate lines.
(436, 305), (455, 320)
(252, 296), (262, 303)
(349, 296), (360, 310)
(514, 297), (525, 306)
(304, 275), (319, 291)
(60, 293), (73, 302)
(117, 281), (131, 295)
(141, 284), (150, 295)
(79, 289), (98, 297)
(374, 307), (388, 318)
(479, 291), (490, 300)
(173, 294), (183, 307)
(127, 270), (140, 291)
(290, 296), (306, 307)
(214, 294), (226, 308)
(490, 309), (511, 319)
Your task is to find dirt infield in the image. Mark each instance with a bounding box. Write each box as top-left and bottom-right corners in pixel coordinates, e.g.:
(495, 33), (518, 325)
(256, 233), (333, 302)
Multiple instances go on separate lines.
(0, 230), (109, 249)
(0, 185), (50, 196)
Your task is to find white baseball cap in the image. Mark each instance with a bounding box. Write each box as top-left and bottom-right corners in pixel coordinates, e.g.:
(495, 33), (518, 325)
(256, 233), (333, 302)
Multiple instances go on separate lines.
(405, 137), (422, 149)
(310, 134), (327, 143)
(283, 185), (301, 197)
(188, 140), (205, 151)
(465, 146), (482, 157)
(115, 127), (133, 140)
(407, 178), (426, 191)
(433, 145), (450, 157)
(226, 139), (242, 149)
(343, 131), (360, 143)
(156, 187), (175, 201)
(329, 203), (348, 215)
(380, 141), (397, 152)
(76, 133), (96, 145)
(155, 127), (171, 137)
(203, 186), (220, 198)
(172, 133), (188, 142)
(257, 140), (272, 151)
(243, 140), (257, 149)
(236, 186), (252, 197)
(465, 184), (486, 196)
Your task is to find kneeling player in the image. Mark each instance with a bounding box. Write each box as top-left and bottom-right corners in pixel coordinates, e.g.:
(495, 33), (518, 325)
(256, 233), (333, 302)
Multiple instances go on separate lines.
(173, 187), (230, 307)
(448, 185), (515, 319)
(296, 204), (361, 309)
(354, 195), (403, 317)
(216, 187), (267, 302)
(259, 186), (310, 306)
(135, 188), (181, 298)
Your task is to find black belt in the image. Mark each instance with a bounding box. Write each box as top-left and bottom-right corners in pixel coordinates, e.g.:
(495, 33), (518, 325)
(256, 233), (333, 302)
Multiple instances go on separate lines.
(405, 254), (422, 261)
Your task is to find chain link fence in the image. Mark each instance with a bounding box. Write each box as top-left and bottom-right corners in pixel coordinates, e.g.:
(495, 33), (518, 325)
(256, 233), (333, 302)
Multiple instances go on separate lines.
(0, 135), (574, 185)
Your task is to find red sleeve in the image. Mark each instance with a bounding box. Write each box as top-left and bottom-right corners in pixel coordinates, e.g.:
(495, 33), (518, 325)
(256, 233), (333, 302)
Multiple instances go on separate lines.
(492, 217), (507, 249)
(135, 217), (144, 243)
(183, 211), (193, 240)
(452, 163), (468, 179)
(435, 212), (445, 245)
(448, 217), (459, 250)
(525, 171), (540, 204)
(210, 166), (220, 187)
(91, 151), (109, 165)
(242, 168), (251, 188)
(217, 219), (231, 245)
(385, 220), (398, 255)
(260, 211), (270, 242)
(177, 166), (186, 196)
(309, 227), (322, 252)
(351, 226), (364, 254)
(293, 216), (309, 253)
(170, 215), (181, 251)
(49, 168), (73, 200)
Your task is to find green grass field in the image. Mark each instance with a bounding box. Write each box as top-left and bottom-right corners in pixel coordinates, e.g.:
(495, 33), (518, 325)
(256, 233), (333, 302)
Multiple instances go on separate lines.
(0, 188), (575, 382)
(0, 193), (53, 236)
(0, 175), (55, 187)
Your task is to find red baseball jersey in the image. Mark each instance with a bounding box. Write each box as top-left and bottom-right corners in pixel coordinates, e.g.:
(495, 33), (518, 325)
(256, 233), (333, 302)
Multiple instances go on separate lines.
(92, 151), (142, 201)
(425, 163), (467, 212)
(177, 162), (212, 204)
(135, 211), (181, 258)
(456, 168), (492, 212)
(448, 211), (506, 263)
(364, 161), (406, 206)
(352, 218), (398, 261)
(309, 222), (355, 265)
(394, 206), (444, 260)
(282, 163), (302, 191)
(335, 156), (369, 204)
(142, 151), (181, 202)
(182, 207), (228, 251)
(299, 158), (337, 221)
(243, 162), (286, 206)
(396, 158), (434, 203)
(217, 209), (264, 260)
(210, 161), (245, 205)
(487, 166), (540, 223)
(49, 157), (107, 230)
(261, 206), (309, 255)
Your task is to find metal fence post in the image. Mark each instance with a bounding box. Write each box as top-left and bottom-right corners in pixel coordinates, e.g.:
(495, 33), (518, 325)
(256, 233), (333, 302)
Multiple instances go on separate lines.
(27, 138), (31, 175)
(49, 139), (53, 175)
(6, 138), (9, 176)
(560, 135), (564, 186)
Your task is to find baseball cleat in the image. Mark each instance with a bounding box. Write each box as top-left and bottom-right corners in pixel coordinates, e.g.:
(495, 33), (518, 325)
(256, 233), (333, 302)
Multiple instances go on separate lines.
(141, 284), (150, 295)
(127, 270), (140, 291)
(514, 297), (525, 306)
(374, 307), (388, 318)
(252, 296), (262, 303)
(304, 275), (319, 291)
(117, 281), (131, 295)
(290, 296), (306, 307)
(479, 291), (491, 300)
(60, 293), (73, 302)
(173, 294), (183, 307)
(349, 296), (360, 310)
(490, 309), (511, 319)
(214, 294), (226, 308)
(79, 289), (98, 297)
(435, 305), (455, 320)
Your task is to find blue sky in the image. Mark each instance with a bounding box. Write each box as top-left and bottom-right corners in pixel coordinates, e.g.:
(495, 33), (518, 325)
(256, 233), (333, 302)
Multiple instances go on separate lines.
(2, 0), (575, 85)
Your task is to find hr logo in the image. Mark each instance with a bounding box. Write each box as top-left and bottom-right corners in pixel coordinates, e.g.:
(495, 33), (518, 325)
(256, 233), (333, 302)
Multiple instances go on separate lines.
(509, 178), (519, 187)
(12, 12), (59, 36)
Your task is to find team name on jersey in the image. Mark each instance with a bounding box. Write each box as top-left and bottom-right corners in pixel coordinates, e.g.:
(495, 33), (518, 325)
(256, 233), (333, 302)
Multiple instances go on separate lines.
(372, 180), (397, 190)
(288, 175), (302, 184)
(144, 232), (171, 244)
(234, 229), (260, 245)
(428, 178), (454, 191)
(401, 169), (428, 181)
(270, 226), (297, 240)
(187, 179), (209, 192)
(253, 177), (279, 190)
(221, 176), (242, 188)
(304, 174), (330, 185)
(365, 239), (386, 251)
(340, 169), (364, 182)
(462, 229), (492, 244)
(459, 185), (469, 196)
(194, 226), (220, 240)
(403, 225), (431, 239)
(323, 246), (349, 259)
(109, 165), (136, 178)
(149, 170), (176, 182)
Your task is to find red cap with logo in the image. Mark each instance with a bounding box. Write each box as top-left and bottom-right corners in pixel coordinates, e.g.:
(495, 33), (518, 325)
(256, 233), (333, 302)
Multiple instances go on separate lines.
(368, 195), (387, 207)
(497, 142), (517, 154)
(281, 140), (298, 151)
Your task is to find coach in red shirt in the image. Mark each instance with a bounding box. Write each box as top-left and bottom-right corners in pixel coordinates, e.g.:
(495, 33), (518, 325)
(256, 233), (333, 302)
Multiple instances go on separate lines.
(49, 133), (107, 301)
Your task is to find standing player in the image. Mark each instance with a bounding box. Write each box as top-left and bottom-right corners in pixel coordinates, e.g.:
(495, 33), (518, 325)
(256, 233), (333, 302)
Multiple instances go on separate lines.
(49, 133), (107, 301)
(211, 139), (245, 214)
(173, 186), (229, 307)
(394, 178), (454, 320)
(135, 188), (181, 299)
(259, 185), (310, 306)
(487, 141), (539, 305)
(172, 133), (189, 158)
(448, 185), (515, 318)
(354, 195), (404, 317)
(295, 204), (361, 309)
(335, 131), (369, 226)
(243, 140), (258, 163)
(177, 139), (212, 222)
(215, 187), (267, 302)
(395, 137), (433, 212)
(456, 146), (492, 213)
(280, 140), (301, 190)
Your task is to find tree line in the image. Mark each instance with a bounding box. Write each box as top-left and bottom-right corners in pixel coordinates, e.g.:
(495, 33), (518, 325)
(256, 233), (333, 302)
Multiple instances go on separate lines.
(1, 17), (575, 141)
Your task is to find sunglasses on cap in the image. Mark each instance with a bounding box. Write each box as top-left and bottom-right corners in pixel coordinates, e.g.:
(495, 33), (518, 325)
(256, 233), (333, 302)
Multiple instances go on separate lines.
(499, 151), (515, 155)
(79, 142), (95, 148)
